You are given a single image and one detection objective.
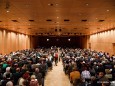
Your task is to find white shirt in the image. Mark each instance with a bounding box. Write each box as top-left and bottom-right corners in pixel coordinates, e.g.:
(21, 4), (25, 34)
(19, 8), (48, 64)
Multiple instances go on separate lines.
(81, 70), (91, 79)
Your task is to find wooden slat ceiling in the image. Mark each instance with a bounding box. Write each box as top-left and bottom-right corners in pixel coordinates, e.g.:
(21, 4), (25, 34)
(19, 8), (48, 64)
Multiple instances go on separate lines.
(0, 0), (115, 36)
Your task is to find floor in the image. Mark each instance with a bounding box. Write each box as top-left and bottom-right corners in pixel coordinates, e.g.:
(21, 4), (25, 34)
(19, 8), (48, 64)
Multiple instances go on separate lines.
(44, 61), (72, 86)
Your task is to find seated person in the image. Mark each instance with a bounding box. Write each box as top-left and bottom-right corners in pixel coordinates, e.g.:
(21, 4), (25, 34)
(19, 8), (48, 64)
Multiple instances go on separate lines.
(81, 66), (91, 82)
(97, 71), (109, 86)
(29, 75), (39, 86)
(70, 67), (81, 86)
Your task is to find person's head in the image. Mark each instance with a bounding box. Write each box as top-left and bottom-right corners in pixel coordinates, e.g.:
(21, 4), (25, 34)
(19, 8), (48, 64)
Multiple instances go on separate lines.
(6, 73), (11, 79)
(31, 75), (36, 80)
(72, 67), (78, 71)
(6, 81), (13, 86)
(6, 67), (11, 73)
(98, 72), (104, 78)
(35, 68), (39, 73)
(22, 71), (30, 79)
(22, 64), (27, 69)
(83, 66), (88, 70)
(91, 76), (96, 81)
(16, 68), (20, 72)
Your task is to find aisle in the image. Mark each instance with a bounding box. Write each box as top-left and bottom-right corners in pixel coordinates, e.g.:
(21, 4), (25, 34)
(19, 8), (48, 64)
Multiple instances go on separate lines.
(44, 61), (71, 86)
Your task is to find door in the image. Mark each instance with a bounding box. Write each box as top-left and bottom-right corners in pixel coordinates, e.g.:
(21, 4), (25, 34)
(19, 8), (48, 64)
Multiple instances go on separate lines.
(112, 43), (115, 55)
(89, 43), (91, 49)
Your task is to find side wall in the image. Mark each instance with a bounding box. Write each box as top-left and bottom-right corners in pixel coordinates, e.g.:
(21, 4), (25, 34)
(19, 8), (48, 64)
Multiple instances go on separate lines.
(89, 29), (115, 55)
(0, 29), (31, 54)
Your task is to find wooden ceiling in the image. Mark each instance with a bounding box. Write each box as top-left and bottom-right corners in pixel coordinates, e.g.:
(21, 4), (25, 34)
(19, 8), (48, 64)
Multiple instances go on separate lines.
(0, 0), (115, 36)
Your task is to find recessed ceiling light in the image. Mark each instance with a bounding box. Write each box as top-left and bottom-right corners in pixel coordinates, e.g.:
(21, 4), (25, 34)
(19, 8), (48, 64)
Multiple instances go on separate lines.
(6, 10), (10, 13)
(96, 18), (98, 19)
(107, 10), (109, 12)
(56, 4), (59, 6)
(48, 3), (51, 6)
(48, 3), (53, 6)
(57, 17), (59, 18)
(86, 3), (89, 6)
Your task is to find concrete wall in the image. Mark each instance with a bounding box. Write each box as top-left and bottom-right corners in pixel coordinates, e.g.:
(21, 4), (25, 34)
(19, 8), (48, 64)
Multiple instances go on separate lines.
(89, 29), (115, 55)
(0, 29), (31, 54)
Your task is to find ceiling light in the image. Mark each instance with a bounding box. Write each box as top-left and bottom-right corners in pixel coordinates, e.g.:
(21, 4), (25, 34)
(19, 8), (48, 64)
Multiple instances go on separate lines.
(86, 3), (89, 6)
(56, 4), (59, 6)
(68, 39), (71, 41)
(48, 3), (53, 6)
(6, 10), (10, 12)
(107, 10), (109, 12)
(57, 17), (59, 18)
(48, 4), (50, 5)
(47, 39), (49, 41)
(96, 18), (98, 19)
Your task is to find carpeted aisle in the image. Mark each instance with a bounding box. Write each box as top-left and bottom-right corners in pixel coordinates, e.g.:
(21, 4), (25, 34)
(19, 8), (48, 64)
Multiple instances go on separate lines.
(44, 61), (71, 86)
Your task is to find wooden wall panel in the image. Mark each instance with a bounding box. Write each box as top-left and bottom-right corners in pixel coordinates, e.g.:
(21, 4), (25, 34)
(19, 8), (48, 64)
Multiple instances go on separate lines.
(0, 29), (31, 55)
(0, 30), (3, 54)
(89, 29), (115, 55)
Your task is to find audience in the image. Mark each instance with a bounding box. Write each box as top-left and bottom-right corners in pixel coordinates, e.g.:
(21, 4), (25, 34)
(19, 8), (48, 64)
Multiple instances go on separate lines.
(0, 48), (56, 86)
(0, 47), (115, 86)
(62, 48), (115, 86)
